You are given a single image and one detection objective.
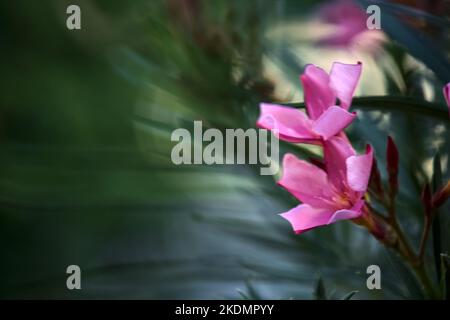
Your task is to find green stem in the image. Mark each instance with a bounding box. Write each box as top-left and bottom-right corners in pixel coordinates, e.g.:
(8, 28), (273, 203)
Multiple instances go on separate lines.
(413, 262), (438, 300)
(390, 220), (438, 299)
(364, 206), (438, 299)
(418, 215), (431, 261)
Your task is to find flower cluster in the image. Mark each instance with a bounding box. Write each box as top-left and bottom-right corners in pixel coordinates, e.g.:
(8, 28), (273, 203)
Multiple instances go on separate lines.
(257, 62), (372, 234)
(258, 64), (450, 235)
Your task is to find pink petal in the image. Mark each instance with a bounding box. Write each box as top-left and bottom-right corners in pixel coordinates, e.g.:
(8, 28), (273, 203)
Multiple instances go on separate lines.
(329, 62), (362, 109)
(280, 204), (334, 234)
(278, 153), (334, 209)
(327, 199), (365, 224)
(323, 136), (355, 190)
(346, 145), (373, 193)
(312, 106), (356, 140)
(318, 0), (368, 48)
(444, 83), (450, 116)
(257, 103), (317, 143)
(300, 65), (336, 120)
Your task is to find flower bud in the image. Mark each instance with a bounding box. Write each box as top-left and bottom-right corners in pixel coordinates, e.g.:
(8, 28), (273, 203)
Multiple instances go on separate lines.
(432, 180), (450, 208)
(368, 158), (384, 200)
(386, 136), (399, 197)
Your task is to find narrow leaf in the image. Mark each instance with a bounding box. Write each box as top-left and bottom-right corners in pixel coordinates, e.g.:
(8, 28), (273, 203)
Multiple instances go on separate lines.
(284, 96), (449, 119)
(440, 254), (450, 300)
(341, 290), (358, 300)
(314, 276), (327, 300)
(432, 153), (443, 283)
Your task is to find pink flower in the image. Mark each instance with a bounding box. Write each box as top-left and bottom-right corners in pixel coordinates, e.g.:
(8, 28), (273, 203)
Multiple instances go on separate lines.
(444, 83), (450, 116)
(318, 0), (367, 47)
(257, 62), (362, 143)
(278, 136), (373, 234)
(317, 0), (385, 53)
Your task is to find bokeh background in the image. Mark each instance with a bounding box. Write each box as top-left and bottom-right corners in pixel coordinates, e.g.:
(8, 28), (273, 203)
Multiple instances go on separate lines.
(0, 0), (449, 299)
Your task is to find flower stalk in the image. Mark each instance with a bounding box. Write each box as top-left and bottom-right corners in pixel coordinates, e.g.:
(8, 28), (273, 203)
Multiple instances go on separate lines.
(386, 136), (399, 223)
(360, 194), (439, 299)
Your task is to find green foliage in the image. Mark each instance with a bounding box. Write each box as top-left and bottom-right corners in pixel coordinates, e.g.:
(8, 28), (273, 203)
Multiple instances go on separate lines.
(314, 277), (327, 300)
(341, 290), (358, 300)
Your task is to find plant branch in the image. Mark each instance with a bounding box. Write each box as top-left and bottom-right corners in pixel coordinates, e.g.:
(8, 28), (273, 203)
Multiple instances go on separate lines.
(363, 202), (438, 299)
(418, 214), (432, 261)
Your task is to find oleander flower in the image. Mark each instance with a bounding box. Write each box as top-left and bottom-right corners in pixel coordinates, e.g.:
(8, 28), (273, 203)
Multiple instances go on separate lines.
(278, 136), (373, 234)
(444, 83), (450, 116)
(317, 0), (385, 53)
(257, 62), (362, 143)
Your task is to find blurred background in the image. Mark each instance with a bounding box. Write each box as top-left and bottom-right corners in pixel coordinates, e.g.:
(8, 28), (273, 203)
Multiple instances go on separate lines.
(0, 0), (449, 299)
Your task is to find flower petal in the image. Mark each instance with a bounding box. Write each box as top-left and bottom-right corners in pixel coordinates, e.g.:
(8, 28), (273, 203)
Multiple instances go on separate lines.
(444, 83), (450, 116)
(300, 64), (336, 120)
(257, 103), (317, 143)
(280, 204), (333, 234)
(346, 145), (373, 193)
(278, 153), (334, 208)
(329, 62), (362, 109)
(327, 199), (365, 224)
(312, 105), (356, 140)
(323, 136), (355, 190)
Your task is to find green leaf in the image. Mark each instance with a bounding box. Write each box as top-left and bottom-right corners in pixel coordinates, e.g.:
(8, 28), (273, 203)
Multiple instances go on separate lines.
(440, 254), (450, 300)
(237, 290), (251, 300)
(341, 290), (358, 300)
(314, 276), (327, 300)
(284, 96), (448, 119)
(237, 280), (262, 300)
(432, 153), (443, 285)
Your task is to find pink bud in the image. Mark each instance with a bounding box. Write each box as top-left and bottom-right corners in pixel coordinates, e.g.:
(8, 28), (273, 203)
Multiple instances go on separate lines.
(386, 136), (399, 196)
(432, 180), (450, 208)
